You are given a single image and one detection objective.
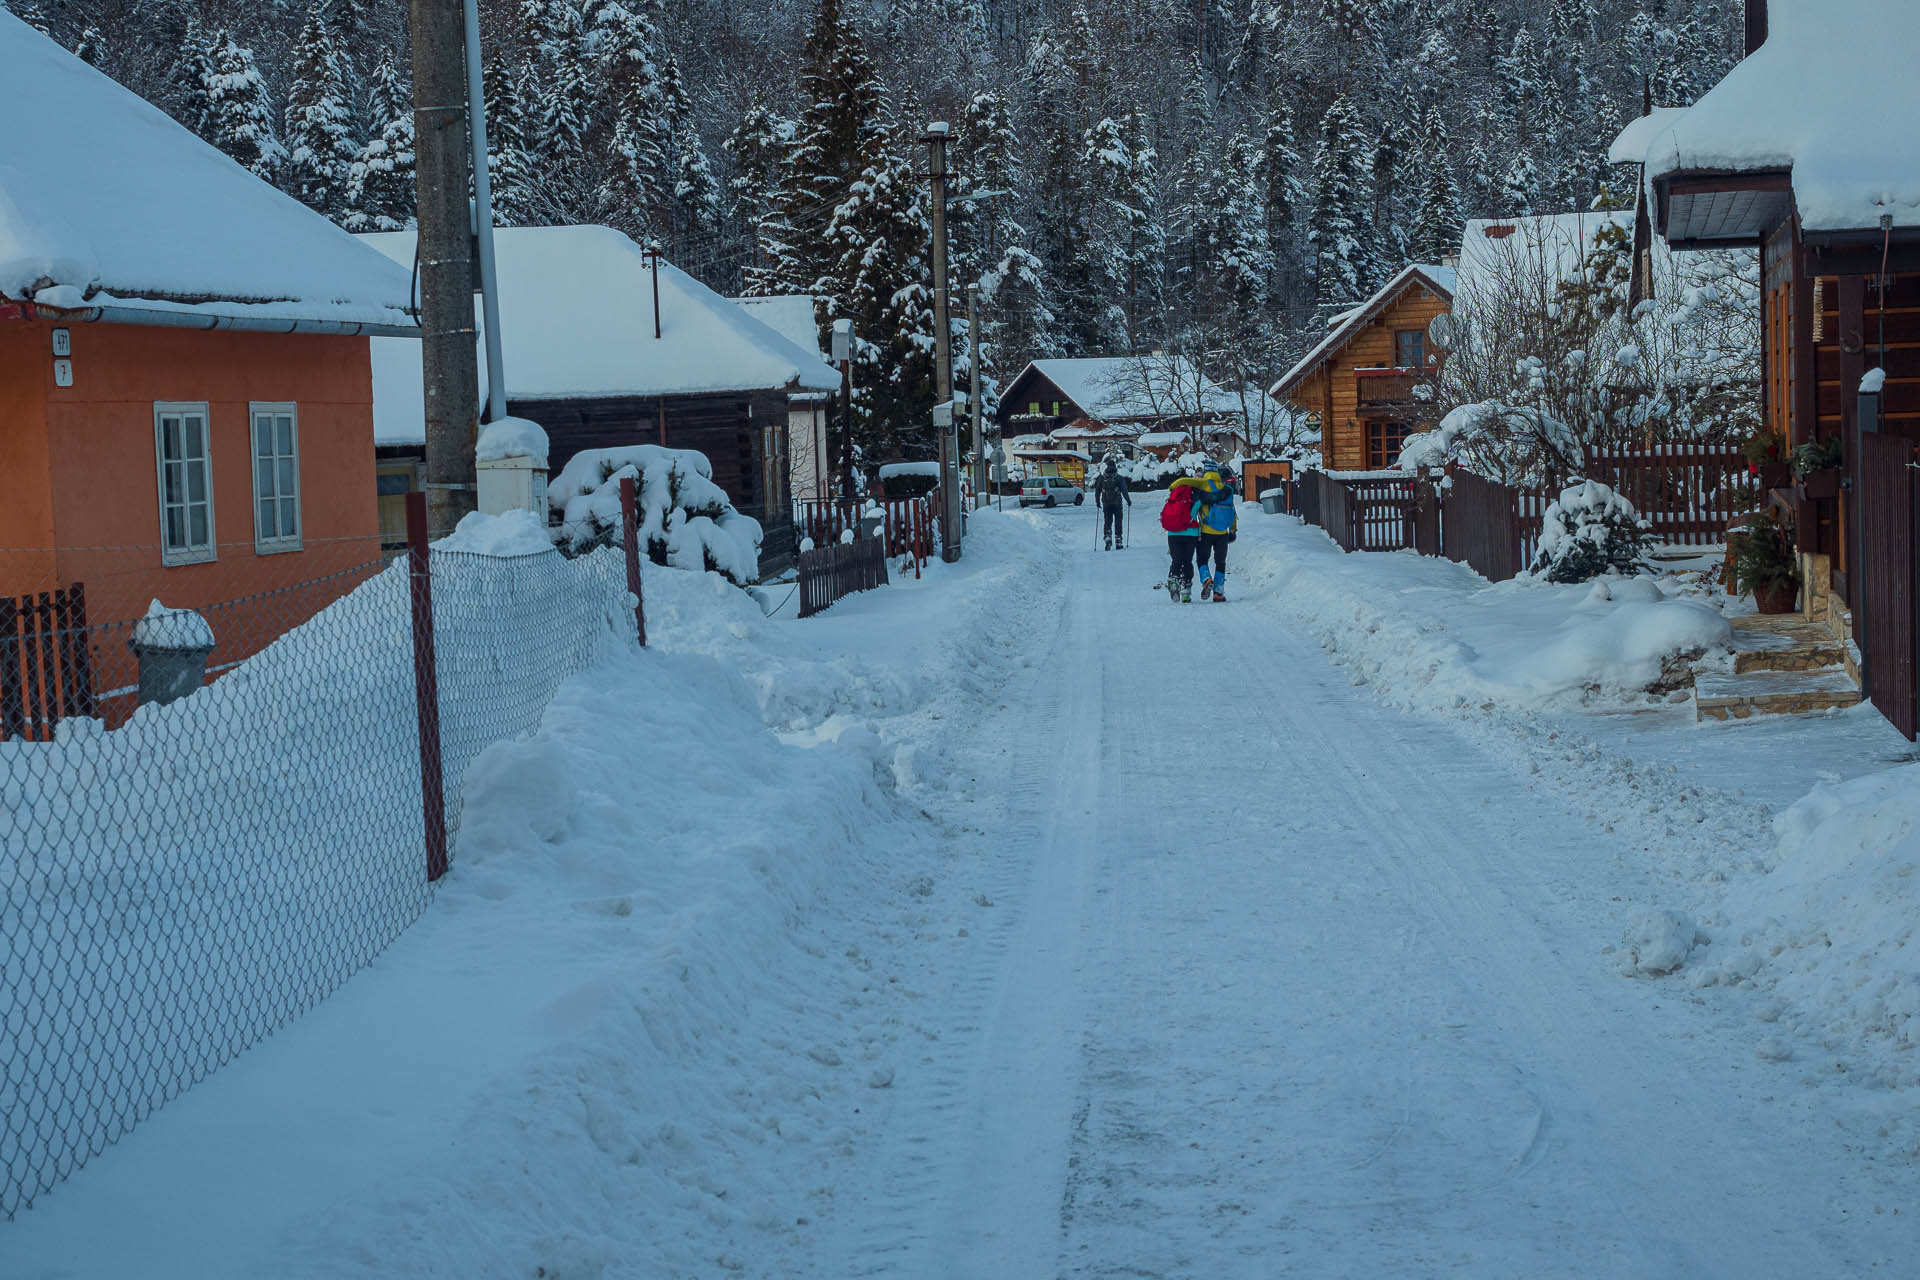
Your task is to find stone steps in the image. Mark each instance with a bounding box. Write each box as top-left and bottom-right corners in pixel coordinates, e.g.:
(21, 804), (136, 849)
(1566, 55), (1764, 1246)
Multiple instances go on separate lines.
(1696, 666), (1863, 721)
(1695, 616), (1863, 721)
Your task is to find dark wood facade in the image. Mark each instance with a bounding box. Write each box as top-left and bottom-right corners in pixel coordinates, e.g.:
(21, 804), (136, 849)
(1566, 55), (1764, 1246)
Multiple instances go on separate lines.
(381, 388), (798, 575)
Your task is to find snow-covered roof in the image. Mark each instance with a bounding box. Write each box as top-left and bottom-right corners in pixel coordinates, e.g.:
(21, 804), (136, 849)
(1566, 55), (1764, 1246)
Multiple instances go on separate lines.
(1615, 1), (1920, 235)
(363, 227), (840, 444)
(1607, 107), (1692, 167)
(731, 295), (827, 360)
(1456, 215), (1632, 298)
(0, 14), (415, 333)
(1269, 264), (1456, 401)
(1136, 430), (1192, 448)
(1014, 356), (1242, 423)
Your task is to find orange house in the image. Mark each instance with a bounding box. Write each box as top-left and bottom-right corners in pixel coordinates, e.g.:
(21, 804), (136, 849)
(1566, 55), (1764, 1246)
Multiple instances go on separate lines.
(1269, 264), (1456, 472)
(1, 17), (417, 727)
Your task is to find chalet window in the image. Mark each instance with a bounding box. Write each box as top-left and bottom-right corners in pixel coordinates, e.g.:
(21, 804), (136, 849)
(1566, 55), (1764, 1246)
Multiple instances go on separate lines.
(1028, 401), (1041, 415)
(154, 402), (215, 565)
(250, 402), (301, 553)
(1366, 420), (1413, 470)
(1394, 330), (1425, 370)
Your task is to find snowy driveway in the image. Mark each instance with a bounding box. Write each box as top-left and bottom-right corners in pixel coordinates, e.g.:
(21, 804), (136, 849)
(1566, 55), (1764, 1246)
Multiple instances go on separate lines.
(816, 521), (1911, 1278)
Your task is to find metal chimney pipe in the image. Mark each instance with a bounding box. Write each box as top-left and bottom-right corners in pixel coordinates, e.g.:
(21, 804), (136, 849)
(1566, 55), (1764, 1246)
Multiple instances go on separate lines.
(1744, 0), (1768, 57)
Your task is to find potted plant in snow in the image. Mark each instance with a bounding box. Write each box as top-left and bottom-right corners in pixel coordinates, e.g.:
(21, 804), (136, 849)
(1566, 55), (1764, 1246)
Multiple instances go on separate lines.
(1791, 436), (1844, 500)
(1730, 510), (1800, 614)
(1740, 431), (1792, 492)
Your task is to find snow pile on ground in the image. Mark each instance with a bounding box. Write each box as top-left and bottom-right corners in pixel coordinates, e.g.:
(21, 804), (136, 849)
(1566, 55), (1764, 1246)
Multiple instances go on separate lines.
(1684, 764), (1920, 1088)
(474, 415), (550, 466)
(1618, 907), (1704, 977)
(0, 507), (1058, 1276)
(548, 443), (763, 584)
(436, 507), (557, 556)
(1235, 509), (1731, 712)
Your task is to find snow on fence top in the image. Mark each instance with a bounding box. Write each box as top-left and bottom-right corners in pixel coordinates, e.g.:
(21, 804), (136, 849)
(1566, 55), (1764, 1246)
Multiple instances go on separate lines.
(1617, 0), (1920, 233)
(0, 15), (415, 332)
(361, 228), (840, 443)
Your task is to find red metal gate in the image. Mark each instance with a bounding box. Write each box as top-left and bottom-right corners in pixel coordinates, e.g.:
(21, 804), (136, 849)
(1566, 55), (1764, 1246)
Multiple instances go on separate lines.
(1857, 431), (1918, 739)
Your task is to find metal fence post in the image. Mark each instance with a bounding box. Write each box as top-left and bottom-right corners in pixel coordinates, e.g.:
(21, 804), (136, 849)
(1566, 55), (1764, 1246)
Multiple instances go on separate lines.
(619, 475), (648, 648)
(406, 491), (449, 882)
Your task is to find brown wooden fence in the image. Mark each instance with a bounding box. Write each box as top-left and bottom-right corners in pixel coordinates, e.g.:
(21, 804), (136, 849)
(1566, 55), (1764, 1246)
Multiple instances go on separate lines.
(0, 583), (93, 742)
(796, 535), (890, 618)
(1583, 442), (1756, 546)
(795, 496), (937, 561)
(1857, 431), (1918, 737)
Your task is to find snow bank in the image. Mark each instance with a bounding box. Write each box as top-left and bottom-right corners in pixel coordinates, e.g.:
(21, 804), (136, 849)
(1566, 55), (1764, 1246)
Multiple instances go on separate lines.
(435, 508), (556, 557)
(1685, 764), (1920, 1086)
(474, 416), (549, 467)
(1234, 512), (1731, 712)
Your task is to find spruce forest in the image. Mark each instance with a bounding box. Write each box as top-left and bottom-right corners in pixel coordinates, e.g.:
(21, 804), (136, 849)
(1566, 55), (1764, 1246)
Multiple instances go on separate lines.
(9, 0), (1745, 456)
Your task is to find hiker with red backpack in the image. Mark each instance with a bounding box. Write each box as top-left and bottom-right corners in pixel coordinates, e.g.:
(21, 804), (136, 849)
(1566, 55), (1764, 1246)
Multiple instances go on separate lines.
(1160, 475), (1205, 602)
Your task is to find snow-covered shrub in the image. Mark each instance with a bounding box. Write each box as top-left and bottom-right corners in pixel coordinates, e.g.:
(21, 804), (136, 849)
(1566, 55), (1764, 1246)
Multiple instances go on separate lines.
(1527, 480), (1650, 584)
(547, 445), (763, 585)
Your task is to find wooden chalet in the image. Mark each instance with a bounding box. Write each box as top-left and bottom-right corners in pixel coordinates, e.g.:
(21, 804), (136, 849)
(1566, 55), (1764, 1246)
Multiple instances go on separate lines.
(363, 228), (840, 575)
(1616, 0), (1920, 734)
(1269, 265), (1455, 471)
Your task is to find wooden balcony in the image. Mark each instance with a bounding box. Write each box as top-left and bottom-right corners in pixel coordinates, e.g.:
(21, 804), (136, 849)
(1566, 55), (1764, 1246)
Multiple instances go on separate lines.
(1355, 367), (1419, 406)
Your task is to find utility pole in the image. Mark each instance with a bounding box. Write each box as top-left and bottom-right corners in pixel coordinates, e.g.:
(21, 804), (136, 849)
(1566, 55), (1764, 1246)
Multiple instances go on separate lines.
(967, 282), (986, 507)
(926, 121), (961, 561)
(410, 0), (480, 537)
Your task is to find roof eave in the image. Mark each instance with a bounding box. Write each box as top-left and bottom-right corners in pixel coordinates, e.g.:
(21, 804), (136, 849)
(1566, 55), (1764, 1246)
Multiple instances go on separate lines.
(31, 299), (419, 338)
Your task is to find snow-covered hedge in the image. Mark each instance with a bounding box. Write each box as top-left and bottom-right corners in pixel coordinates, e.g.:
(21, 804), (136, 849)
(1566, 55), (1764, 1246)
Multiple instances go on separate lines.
(547, 445), (763, 585)
(1527, 480), (1650, 584)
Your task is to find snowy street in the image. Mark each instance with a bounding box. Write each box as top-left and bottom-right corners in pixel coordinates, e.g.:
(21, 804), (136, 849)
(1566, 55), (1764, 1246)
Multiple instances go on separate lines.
(814, 513), (1915, 1277)
(7, 508), (1920, 1277)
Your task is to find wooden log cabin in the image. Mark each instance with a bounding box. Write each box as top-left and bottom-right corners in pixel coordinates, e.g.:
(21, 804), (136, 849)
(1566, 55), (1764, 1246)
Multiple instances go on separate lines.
(995, 355), (1247, 453)
(362, 227), (841, 577)
(1268, 265), (1455, 472)
(1616, 0), (1920, 735)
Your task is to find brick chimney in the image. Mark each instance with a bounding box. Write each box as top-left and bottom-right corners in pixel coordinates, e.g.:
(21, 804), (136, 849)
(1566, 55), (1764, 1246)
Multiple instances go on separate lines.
(1745, 0), (1768, 56)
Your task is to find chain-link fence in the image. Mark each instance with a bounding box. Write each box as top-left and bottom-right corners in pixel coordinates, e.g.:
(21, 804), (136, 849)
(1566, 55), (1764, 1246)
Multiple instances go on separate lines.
(0, 527), (632, 1218)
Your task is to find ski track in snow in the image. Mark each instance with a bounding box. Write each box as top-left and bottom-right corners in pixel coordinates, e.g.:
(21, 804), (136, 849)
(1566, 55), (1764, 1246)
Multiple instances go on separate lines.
(807, 512), (1920, 1278)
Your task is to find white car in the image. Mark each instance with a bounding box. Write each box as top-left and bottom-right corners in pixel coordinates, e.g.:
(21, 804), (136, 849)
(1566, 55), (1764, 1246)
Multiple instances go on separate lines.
(1020, 476), (1086, 508)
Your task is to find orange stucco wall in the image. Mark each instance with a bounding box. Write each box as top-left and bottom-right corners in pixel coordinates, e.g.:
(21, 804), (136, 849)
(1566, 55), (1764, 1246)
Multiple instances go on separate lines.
(0, 317), (386, 716)
(0, 320), (55, 590)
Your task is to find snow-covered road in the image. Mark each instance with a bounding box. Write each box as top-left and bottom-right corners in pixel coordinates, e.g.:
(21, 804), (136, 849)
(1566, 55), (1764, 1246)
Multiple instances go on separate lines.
(817, 516), (1906, 1277)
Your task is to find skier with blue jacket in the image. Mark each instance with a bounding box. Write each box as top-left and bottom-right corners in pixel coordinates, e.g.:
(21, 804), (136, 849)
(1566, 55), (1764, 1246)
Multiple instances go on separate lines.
(1193, 469), (1237, 602)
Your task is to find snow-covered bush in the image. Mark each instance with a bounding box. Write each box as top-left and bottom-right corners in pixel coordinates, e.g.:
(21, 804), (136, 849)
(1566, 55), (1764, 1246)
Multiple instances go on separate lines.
(548, 445), (763, 585)
(1527, 480), (1650, 584)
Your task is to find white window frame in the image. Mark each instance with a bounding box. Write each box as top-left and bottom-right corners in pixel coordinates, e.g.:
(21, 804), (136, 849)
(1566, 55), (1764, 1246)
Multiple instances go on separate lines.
(153, 401), (216, 566)
(248, 401), (302, 554)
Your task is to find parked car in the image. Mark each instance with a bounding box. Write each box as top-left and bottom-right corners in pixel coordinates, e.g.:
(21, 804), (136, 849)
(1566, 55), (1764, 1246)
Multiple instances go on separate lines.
(1020, 476), (1085, 508)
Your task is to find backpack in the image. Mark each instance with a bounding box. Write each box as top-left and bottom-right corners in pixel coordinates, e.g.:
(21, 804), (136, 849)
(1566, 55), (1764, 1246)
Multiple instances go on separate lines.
(1160, 486), (1195, 532)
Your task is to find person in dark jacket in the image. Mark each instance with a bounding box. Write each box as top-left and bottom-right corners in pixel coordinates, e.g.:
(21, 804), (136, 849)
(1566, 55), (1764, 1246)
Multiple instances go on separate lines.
(1091, 456), (1131, 549)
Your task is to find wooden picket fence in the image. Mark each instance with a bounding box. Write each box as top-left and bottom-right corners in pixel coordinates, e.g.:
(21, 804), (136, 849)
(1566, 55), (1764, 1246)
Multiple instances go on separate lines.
(794, 496), (938, 562)
(1295, 442), (1743, 583)
(796, 536), (890, 618)
(0, 583), (93, 742)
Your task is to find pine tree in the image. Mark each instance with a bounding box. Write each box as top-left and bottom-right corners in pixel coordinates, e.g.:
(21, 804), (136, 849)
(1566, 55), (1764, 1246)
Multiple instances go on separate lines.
(780, 0), (886, 296)
(73, 25), (106, 67)
(521, 0), (593, 213)
(345, 55), (414, 231)
(9, 2), (50, 35)
(593, 1), (670, 239)
(1407, 107), (1461, 265)
(726, 99), (804, 297)
(659, 49), (722, 252)
(491, 59), (547, 226)
(1499, 149), (1541, 218)
(202, 31), (285, 181)
(816, 131), (936, 459)
(1309, 94), (1376, 314)
(284, 5), (357, 218)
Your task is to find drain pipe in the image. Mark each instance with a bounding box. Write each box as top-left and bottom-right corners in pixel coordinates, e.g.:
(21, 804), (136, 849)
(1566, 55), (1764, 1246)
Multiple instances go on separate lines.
(463, 0), (508, 424)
